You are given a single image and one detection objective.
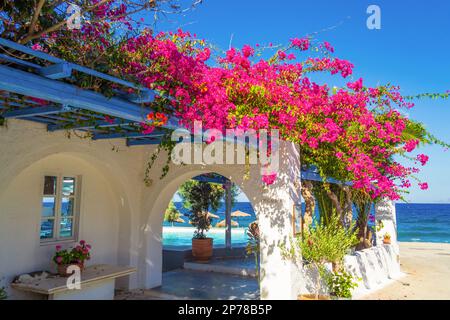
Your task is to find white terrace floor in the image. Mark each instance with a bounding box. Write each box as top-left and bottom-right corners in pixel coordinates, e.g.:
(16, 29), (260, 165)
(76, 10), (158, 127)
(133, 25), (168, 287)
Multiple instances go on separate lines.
(116, 257), (259, 300)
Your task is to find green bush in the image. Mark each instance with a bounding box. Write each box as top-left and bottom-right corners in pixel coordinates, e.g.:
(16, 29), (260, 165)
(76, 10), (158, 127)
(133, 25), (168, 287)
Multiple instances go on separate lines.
(0, 287), (7, 300)
(164, 200), (182, 225)
(282, 214), (359, 298)
(325, 270), (359, 299)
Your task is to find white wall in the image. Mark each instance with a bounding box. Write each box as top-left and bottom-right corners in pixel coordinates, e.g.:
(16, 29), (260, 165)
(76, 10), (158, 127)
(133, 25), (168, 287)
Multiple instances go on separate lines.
(0, 120), (147, 298)
(0, 154), (121, 298)
(0, 119), (305, 300)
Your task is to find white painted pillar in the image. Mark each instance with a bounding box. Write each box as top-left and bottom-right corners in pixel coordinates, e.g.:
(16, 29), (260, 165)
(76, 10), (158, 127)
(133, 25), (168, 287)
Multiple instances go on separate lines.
(256, 141), (304, 300)
(225, 180), (232, 249)
(375, 199), (399, 254)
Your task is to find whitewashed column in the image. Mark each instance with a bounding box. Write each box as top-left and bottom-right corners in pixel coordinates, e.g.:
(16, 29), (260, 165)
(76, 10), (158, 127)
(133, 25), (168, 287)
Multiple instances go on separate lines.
(255, 141), (304, 300)
(375, 199), (399, 255)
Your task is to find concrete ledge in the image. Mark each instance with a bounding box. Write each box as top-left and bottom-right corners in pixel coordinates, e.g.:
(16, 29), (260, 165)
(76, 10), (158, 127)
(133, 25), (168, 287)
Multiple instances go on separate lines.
(346, 245), (403, 298)
(183, 259), (257, 278)
(163, 246), (247, 272)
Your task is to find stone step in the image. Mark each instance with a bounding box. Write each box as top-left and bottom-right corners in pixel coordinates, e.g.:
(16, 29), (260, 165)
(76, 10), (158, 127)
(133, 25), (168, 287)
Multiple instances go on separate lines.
(183, 259), (258, 278)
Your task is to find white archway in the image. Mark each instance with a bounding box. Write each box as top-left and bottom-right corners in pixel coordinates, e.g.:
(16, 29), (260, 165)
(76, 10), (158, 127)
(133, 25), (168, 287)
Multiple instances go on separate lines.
(138, 140), (305, 299)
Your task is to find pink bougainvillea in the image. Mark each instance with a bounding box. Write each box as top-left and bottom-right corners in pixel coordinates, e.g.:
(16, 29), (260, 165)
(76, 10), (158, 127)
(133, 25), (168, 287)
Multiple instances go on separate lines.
(28, 2), (437, 201)
(417, 154), (429, 166)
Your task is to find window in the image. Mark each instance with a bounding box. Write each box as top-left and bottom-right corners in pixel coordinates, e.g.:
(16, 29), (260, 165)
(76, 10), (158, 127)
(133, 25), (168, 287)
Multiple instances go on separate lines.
(40, 175), (79, 242)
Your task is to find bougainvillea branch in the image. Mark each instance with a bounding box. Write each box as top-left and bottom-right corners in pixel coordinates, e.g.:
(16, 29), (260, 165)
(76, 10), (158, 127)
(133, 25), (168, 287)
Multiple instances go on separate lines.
(1, 1), (448, 202)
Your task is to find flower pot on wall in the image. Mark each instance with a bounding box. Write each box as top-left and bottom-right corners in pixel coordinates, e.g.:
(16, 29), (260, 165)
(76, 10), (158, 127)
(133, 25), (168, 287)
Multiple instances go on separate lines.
(57, 262), (84, 277)
(192, 238), (213, 263)
(383, 238), (391, 245)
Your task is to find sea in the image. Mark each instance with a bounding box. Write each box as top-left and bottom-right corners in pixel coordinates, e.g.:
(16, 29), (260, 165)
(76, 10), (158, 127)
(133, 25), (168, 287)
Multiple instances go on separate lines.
(165, 202), (450, 244)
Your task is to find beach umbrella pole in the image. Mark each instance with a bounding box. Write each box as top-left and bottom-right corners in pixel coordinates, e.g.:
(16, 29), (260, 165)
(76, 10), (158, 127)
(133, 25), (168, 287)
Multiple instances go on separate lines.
(225, 180), (232, 249)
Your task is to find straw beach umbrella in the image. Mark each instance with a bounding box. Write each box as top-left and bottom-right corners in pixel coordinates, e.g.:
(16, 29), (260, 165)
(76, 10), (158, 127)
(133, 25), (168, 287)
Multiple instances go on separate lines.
(215, 219), (239, 228)
(231, 210), (251, 225)
(175, 217), (185, 224)
(207, 212), (220, 219)
(188, 212), (219, 225)
(231, 210), (251, 218)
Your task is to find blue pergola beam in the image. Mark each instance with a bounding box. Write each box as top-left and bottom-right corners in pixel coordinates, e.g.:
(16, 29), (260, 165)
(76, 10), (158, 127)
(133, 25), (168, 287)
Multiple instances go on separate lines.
(300, 170), (351, 186)
(47, 119), (135, 132)
(39, 63), (72, 79)
(126, 138), (162, 146)
(0, 64), (179, 131)
(0, 53), (43, 69)
(192, 175), (229, 184)
(0, 38), (154, 102)
(92, 130), (166, 140)
(2, 105), (68, 118)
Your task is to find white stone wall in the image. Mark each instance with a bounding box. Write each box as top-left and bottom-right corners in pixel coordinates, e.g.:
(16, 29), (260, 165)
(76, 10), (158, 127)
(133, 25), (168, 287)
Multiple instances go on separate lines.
(0, 119), (146, 298)
(346, 245), (402, 298)
(0, 119), (305, 300)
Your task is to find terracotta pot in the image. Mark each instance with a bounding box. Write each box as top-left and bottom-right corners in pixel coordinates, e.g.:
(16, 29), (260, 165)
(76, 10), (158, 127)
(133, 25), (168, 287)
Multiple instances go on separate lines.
(297, 294), (331, 300)
(57, 262), (84, 277)
(383, 238), (391, 245)
(192, 238), (213, 263)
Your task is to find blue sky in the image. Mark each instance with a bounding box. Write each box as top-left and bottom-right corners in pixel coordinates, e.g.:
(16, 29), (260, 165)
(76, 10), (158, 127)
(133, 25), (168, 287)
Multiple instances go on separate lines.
(151, 0), (450, 203)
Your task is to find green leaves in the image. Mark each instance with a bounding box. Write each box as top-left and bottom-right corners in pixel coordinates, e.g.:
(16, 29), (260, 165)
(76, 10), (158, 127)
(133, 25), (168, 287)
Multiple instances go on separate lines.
(178, 180), (225, 238)
(325, 270), (359, 299)
(164, 200), (181, 223)
(300, 214), (358, 266)
(0, 287), (7, 300)
(403, 92), (450, 100)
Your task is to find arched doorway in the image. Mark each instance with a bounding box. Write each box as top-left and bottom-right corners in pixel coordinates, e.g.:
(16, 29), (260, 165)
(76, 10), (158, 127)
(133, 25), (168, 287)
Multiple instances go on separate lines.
(139, 140), (305, 299)
(157, 172), (260, 299)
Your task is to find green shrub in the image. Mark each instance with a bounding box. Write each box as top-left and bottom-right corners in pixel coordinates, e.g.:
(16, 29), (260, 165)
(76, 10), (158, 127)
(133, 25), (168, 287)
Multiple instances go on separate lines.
(325, 270), (359, 299)
(282, 214), (359, 298)
(0, 287), (7, 300)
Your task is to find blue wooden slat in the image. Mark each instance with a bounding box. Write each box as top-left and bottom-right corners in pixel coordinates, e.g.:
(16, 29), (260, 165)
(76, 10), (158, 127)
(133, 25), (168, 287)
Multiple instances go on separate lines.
(125, 90), (155, 103)
(92, 130), (166, 140)
(300, 170), (351, 186)
(39, 63), (72, 79)
(2, 105), (68, 118)
(0, 38), (152, 98)
(0, 53), (43, 69)
(0, 64), (179, 130)
(126, 138), (162, 146)
(192, 175), (229, 184)
(23, 116), (58, 124)
(47, 119), (135, 132)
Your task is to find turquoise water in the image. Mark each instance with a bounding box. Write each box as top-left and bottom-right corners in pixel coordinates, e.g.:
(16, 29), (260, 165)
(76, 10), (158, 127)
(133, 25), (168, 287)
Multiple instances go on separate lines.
(162, 202), (450, 246)
(163, 227), (248, 247)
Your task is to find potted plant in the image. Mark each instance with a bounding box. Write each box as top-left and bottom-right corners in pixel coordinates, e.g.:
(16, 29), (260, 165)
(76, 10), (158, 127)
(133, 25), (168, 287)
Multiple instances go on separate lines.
(282, 214), (358, 300)
(53, 240), (92, 276)
(383, 233), (391, 245)
(190, 211), (214, 262)
(178, 180), (225, 263)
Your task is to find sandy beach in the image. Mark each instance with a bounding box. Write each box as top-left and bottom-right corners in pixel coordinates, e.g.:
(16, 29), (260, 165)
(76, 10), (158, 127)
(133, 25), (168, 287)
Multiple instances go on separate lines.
(360, 242), (450, 300)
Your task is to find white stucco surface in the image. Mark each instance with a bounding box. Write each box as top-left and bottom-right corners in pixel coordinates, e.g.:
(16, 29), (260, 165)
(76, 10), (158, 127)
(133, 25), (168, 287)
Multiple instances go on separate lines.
(0, 119), (305, 299)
